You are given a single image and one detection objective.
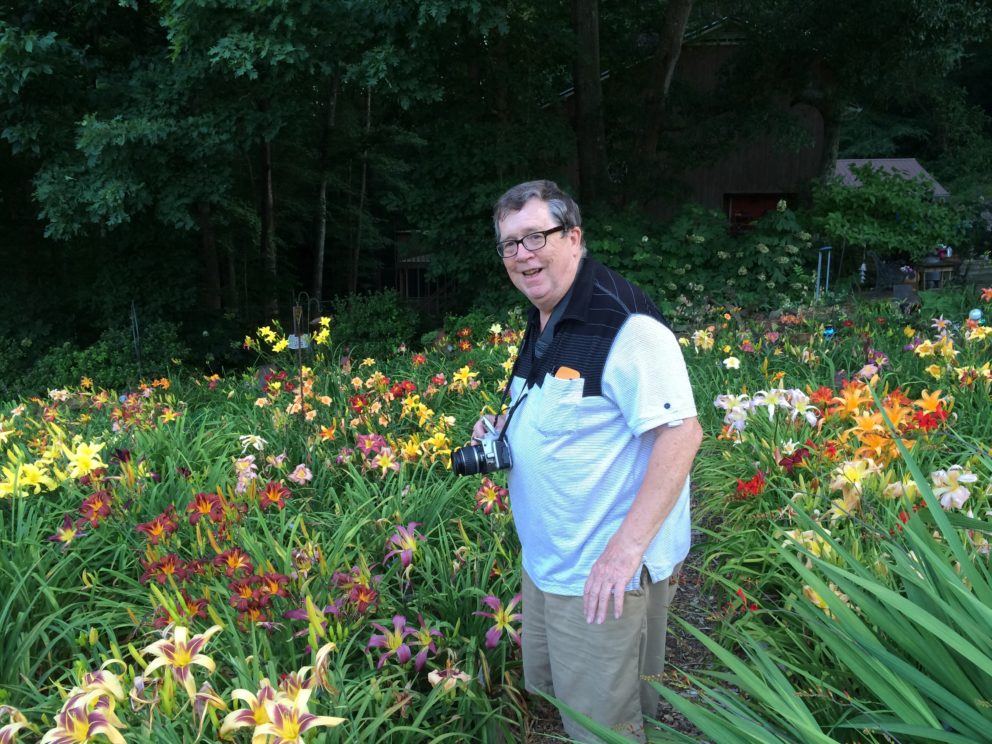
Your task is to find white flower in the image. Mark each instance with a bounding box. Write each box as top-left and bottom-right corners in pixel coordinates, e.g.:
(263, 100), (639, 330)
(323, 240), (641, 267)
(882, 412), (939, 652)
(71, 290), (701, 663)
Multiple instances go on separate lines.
(239, 434), (268, 452)
(713, 393), (750, 411)
(931, 465), (978, 510)
(722, 356), (741, 370)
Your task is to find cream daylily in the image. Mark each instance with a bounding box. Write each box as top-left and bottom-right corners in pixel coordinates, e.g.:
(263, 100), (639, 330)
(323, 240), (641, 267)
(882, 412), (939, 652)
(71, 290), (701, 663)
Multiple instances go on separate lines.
(140, 625), (222, 699)
(931, 465), (978, 510)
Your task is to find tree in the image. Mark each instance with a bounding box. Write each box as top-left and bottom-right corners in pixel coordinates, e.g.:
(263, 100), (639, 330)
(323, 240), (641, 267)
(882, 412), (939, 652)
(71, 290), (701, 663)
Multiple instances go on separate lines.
(736, 0), (992, 178)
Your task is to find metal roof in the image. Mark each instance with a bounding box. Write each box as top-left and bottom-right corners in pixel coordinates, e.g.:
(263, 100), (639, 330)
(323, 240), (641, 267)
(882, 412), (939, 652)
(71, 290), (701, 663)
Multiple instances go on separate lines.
(834, 158), (950, 198)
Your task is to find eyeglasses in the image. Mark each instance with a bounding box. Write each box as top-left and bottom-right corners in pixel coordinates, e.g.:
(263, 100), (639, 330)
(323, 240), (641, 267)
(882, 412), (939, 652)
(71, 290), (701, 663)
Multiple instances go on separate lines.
(496, 225), (566, 258)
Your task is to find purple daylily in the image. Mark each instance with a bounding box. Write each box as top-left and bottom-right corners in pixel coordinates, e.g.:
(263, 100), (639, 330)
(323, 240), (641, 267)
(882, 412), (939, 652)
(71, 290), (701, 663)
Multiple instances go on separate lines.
(384, 522), (424, 568)
(475, 593), (523, 649)
(367, 615), (414, 668)
(411, 615), (443, 672)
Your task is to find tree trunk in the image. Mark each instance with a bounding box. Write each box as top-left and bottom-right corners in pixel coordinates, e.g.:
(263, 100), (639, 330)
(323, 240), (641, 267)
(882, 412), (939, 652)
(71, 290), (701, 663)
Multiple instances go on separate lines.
(571, 0), (609, 206)
(195, 200), (222, 312)
(638, 0), (694, 158)
(350, 89), (372, 295)
(224, 243), (239, 316)
(259, 135), (278, 317)
(312, 74), (340, 306)
(818, 104), (843, 180)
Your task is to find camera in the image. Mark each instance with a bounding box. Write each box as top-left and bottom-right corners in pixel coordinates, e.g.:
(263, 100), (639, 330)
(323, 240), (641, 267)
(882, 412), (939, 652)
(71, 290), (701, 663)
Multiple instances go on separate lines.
(451, 418), (512, 476)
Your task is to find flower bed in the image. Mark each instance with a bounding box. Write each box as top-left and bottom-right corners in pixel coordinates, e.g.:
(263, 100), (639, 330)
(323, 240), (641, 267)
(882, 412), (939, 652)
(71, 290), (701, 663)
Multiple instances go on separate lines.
(1, 289), (991, 742)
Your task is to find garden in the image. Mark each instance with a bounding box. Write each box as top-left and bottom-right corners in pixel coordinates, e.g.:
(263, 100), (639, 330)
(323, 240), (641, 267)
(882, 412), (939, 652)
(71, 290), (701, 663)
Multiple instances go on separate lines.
(1, 270), (991, 742)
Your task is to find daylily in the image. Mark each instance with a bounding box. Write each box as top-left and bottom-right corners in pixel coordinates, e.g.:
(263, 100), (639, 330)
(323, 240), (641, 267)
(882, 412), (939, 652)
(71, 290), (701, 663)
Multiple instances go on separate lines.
(48, 514), (85, 548)
(751, 386), (791, 422)
(371, 448), (401, 476)
(215, 548), (254, 577)
(475, 478), (508, 514)
(722, 356), (740, 370)
(313, 642), (338, 693)
(384, 522), (424, 568)
(367, 615), (415, 668)
(186, 491), (224, 524)
(3, 460), (58, 494)
(260, 481), (291, 510)
(475, 593), (523, 649)
(140, 625), (222, 699)
(63, 441), (106, 480)
(287, 464), (313, 485)
(411, 615), (443, 671)
(931, 465), (978, 510)
(239, 434), (268, 452)
(254, 696), (344, 743)
(220, 679), (278, 742)
(0, 706), (31, 744)
(39, 699), (126, 744)
(428, 666), (472, 692)
(713, 393), (750, 411)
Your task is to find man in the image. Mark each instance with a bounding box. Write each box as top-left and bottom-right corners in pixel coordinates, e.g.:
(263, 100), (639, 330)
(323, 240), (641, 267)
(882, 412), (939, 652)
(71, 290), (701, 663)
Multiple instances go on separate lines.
(472, 180), (702, 742)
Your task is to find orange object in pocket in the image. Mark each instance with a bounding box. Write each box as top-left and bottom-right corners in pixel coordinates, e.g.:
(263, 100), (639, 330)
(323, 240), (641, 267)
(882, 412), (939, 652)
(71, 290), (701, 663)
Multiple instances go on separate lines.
(554, 366), (581, 380)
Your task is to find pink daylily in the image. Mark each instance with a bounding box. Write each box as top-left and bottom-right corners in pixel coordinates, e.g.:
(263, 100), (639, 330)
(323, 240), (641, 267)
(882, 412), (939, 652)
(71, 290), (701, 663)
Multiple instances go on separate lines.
(39, 699), (126, 744)
(287, 463), (313, 485)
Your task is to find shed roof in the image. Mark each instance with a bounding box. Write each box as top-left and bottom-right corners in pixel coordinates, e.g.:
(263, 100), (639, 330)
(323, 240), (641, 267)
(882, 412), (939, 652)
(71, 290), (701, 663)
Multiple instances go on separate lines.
(834, 158), (950, 198)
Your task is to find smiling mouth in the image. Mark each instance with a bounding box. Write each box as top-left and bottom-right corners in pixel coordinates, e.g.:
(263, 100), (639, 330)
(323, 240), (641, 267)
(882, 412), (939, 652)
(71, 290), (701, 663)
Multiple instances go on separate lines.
(522, 268), (542, 276)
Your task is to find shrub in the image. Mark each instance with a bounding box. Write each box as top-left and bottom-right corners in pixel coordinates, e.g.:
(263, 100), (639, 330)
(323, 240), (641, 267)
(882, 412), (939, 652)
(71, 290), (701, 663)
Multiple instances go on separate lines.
(10, 321), (188, 396)
(330, 288), (418, 358)
(811, 165), (965, 262)
(587, 202), (814, 322)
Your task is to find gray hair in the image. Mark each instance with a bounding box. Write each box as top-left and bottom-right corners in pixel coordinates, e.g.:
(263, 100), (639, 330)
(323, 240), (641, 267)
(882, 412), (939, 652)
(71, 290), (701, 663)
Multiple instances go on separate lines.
(492, 180), (583, 247)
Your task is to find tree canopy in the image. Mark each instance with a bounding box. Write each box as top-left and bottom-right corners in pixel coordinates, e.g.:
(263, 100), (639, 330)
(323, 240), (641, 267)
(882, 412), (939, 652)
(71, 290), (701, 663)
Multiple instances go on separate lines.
(1, 0), (990, 368)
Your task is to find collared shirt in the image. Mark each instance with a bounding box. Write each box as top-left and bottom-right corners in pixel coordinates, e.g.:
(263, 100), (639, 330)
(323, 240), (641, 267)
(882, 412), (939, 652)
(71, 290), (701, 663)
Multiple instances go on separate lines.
(505, 258), (697, 595)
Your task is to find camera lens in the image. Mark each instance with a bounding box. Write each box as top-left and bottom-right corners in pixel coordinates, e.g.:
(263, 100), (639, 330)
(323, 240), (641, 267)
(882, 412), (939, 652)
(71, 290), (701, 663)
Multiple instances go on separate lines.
(451, 445), (481, 476)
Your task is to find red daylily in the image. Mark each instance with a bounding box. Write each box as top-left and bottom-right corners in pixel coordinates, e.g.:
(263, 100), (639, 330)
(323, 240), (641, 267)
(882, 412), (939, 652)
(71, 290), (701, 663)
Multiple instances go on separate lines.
(475, 477), (508, 514)
(186, 491), (224, 525)
(79, 490), (112, 527)
(141, 554), (188, 585)
(259, 481), (291, 510)
(214, 548), (254, 577)
(136, 506), (179, 545)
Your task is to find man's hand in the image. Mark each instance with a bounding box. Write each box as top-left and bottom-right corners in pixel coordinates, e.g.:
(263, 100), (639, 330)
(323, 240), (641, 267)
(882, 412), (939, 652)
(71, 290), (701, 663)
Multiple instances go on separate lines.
(583, 538), (643, 624)
(582, 418), (703, 624)
(471, 414), (503, 443)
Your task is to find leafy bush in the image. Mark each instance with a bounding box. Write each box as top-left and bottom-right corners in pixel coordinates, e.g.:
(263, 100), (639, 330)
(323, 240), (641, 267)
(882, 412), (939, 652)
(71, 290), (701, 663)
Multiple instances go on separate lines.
(331, 288), (418, 358)
(7, 321), (188, 396)
(587, 202), (814, 322)
(812, 165), (965, 262)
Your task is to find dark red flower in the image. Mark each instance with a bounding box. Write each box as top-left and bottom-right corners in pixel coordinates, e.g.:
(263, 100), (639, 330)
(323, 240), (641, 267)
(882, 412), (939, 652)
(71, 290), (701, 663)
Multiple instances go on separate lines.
(214, 548), (254, 577)
(79, 490), (113, 527)
(187, 491), (225, 525)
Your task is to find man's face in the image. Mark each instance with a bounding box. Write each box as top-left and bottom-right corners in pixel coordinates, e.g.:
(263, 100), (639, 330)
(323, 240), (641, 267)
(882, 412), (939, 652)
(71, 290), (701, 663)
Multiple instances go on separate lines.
(498, 198), (583, 318)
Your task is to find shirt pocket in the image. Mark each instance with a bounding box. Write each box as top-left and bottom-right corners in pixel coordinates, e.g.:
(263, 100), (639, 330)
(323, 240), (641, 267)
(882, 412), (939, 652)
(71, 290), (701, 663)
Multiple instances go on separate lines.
(535, 374), (585, 435)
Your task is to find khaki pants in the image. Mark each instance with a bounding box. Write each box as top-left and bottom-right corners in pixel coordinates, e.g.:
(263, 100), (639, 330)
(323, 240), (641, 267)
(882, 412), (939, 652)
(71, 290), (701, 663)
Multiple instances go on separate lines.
(522, 566), (678, 743)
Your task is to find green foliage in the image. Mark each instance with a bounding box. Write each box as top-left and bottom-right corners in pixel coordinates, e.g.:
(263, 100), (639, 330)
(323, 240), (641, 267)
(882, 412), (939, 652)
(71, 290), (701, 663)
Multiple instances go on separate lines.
(1, 321), (189, 397)
(331, 288), (418, 358)
(812, 165), (965, 261)
(588, 202), (814, 322)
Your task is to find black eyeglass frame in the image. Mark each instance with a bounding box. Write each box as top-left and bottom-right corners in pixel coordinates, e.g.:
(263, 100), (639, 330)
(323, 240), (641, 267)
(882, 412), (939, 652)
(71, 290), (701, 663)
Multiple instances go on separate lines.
(495, 225), (567, 258)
